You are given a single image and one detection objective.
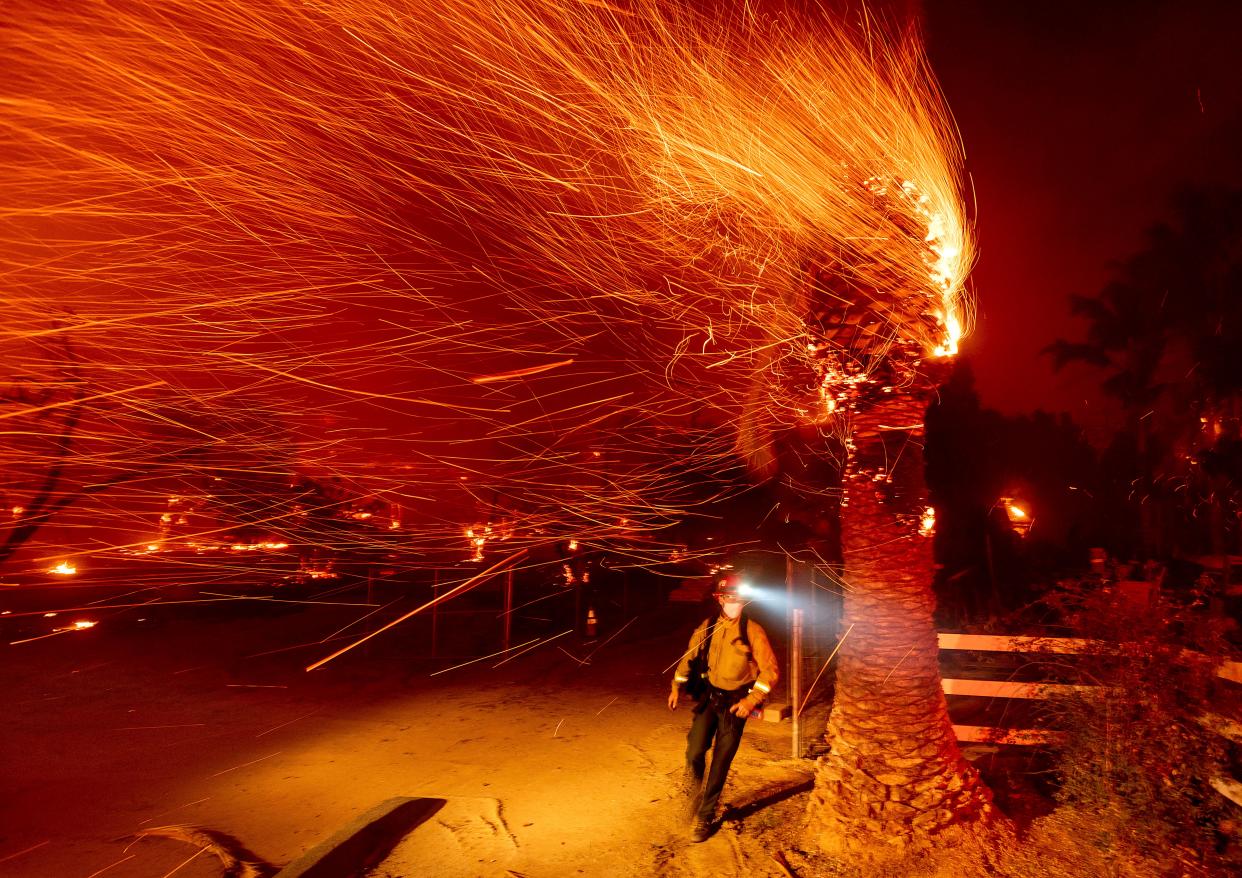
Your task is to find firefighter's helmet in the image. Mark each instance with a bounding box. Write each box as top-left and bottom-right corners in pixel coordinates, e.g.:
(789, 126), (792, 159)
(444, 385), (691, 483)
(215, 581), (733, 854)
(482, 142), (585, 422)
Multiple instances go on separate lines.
(713, 573), (748, 600)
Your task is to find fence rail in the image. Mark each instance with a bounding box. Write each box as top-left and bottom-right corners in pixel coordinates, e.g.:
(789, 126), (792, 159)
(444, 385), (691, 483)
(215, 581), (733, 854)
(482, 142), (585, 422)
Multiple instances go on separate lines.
(940, 679), (1096, 700)
(937, 631), (1242, 689)
(937, 631), (1242, 806)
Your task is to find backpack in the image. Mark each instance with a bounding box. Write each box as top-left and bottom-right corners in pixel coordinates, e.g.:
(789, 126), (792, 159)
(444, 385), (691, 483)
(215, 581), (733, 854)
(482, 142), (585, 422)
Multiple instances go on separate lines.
(685, 612), (749, 700)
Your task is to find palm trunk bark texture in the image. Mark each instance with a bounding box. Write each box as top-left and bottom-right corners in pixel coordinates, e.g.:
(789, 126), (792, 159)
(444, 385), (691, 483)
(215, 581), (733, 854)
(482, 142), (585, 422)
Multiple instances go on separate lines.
(807, 389), (995, 851)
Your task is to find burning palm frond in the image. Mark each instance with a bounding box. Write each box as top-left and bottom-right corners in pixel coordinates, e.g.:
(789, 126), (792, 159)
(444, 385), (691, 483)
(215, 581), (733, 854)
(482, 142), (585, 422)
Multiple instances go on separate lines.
(130, 825), (275, 878)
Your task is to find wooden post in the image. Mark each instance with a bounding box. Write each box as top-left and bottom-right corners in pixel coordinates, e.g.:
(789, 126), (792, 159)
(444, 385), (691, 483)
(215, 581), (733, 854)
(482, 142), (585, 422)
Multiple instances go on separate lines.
(431, 568), (440, 658)
(574, 579), (583, 639)
(808, 565), (819, 659)
(503, 568), (514, 652)
(985, 526), (998, 616)
(791, 608), (803, 759)
(364, 565), (375, 657)
(785, 555), (794, 703)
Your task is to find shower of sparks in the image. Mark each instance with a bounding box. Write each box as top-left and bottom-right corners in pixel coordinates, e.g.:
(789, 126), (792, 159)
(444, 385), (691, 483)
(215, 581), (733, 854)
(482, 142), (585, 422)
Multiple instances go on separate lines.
(1, 0), (971, 644)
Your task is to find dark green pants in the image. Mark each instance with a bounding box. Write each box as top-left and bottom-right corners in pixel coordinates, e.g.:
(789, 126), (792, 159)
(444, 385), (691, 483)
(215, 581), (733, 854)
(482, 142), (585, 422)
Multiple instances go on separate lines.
(684, 688), (748, 823)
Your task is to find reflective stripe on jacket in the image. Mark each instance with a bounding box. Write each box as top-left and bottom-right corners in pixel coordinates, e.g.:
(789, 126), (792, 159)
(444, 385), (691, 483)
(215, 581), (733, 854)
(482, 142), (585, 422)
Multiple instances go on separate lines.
(672, 613), (779, 699)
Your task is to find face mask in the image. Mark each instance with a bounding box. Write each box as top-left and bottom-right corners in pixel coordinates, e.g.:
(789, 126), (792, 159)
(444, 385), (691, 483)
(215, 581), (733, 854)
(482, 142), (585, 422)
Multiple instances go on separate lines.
(721, 600), (743, 619)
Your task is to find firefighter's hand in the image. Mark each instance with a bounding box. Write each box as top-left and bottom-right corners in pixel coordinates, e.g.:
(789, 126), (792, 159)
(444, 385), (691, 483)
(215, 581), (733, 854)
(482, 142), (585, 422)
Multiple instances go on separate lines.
(731, 697), (757, 718)
(668, 688), (680, 711)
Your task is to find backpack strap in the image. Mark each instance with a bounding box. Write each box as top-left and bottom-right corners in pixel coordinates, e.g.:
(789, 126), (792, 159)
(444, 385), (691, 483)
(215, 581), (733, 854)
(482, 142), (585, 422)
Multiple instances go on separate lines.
(696, 616), (713, 661)
(738, 611), (750, 649)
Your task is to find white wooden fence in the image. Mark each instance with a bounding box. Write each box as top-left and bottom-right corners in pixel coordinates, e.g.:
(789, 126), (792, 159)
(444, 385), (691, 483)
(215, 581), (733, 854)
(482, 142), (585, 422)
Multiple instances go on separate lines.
(937, 632), (1242, 806)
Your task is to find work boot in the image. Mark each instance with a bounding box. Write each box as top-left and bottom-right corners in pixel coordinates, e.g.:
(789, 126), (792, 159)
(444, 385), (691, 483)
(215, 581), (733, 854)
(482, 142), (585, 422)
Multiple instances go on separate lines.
(689, 819), (713, 843)
(681, 771), (703, 820)
(685, 789), (703, 823)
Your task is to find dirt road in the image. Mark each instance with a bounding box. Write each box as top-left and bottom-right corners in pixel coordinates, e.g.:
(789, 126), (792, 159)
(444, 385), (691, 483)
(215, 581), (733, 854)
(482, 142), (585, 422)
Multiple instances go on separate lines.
(2, 601), (821, 877)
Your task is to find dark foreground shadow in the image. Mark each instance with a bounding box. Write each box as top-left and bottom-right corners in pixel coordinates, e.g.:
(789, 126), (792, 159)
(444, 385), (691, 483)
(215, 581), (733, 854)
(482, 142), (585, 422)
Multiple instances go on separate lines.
(721, 777), (816, 823)
(276, 796), (447, 878)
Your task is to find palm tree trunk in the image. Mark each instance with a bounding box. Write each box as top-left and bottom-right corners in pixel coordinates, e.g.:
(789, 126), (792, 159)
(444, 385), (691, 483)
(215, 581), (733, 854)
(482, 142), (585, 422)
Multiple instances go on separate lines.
(807, 389), (994, 850)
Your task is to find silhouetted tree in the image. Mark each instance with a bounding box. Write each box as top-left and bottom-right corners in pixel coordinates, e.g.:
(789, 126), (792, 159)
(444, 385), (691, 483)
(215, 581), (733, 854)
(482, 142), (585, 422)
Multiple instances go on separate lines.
(0, 331), (85, 565)
(1047, 186), (1242, 559)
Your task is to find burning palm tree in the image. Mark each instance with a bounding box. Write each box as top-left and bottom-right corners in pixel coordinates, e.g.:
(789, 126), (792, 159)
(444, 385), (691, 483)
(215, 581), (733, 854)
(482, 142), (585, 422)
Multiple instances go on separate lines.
(3, 0), (991, 849)
(799, 242), (995, 850)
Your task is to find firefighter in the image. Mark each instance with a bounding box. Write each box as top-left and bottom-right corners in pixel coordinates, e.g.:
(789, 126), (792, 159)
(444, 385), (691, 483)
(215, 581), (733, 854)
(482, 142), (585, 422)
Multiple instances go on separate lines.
(668, 573), (780, 842)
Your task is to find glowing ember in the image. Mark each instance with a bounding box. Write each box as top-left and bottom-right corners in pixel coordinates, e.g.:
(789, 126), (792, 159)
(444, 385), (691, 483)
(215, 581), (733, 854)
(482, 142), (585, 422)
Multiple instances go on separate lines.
(229, 542), (289, 552)
(998, 497), (1033, 537)
(48, 562), (77, 576)
(0, 0), (972, 586)
(999, 497), (1027, 521)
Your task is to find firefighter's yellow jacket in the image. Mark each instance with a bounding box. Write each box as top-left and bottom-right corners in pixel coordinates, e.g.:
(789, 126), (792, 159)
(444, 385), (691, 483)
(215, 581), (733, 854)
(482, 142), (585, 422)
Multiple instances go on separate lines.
(672, 613), (779, 703)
